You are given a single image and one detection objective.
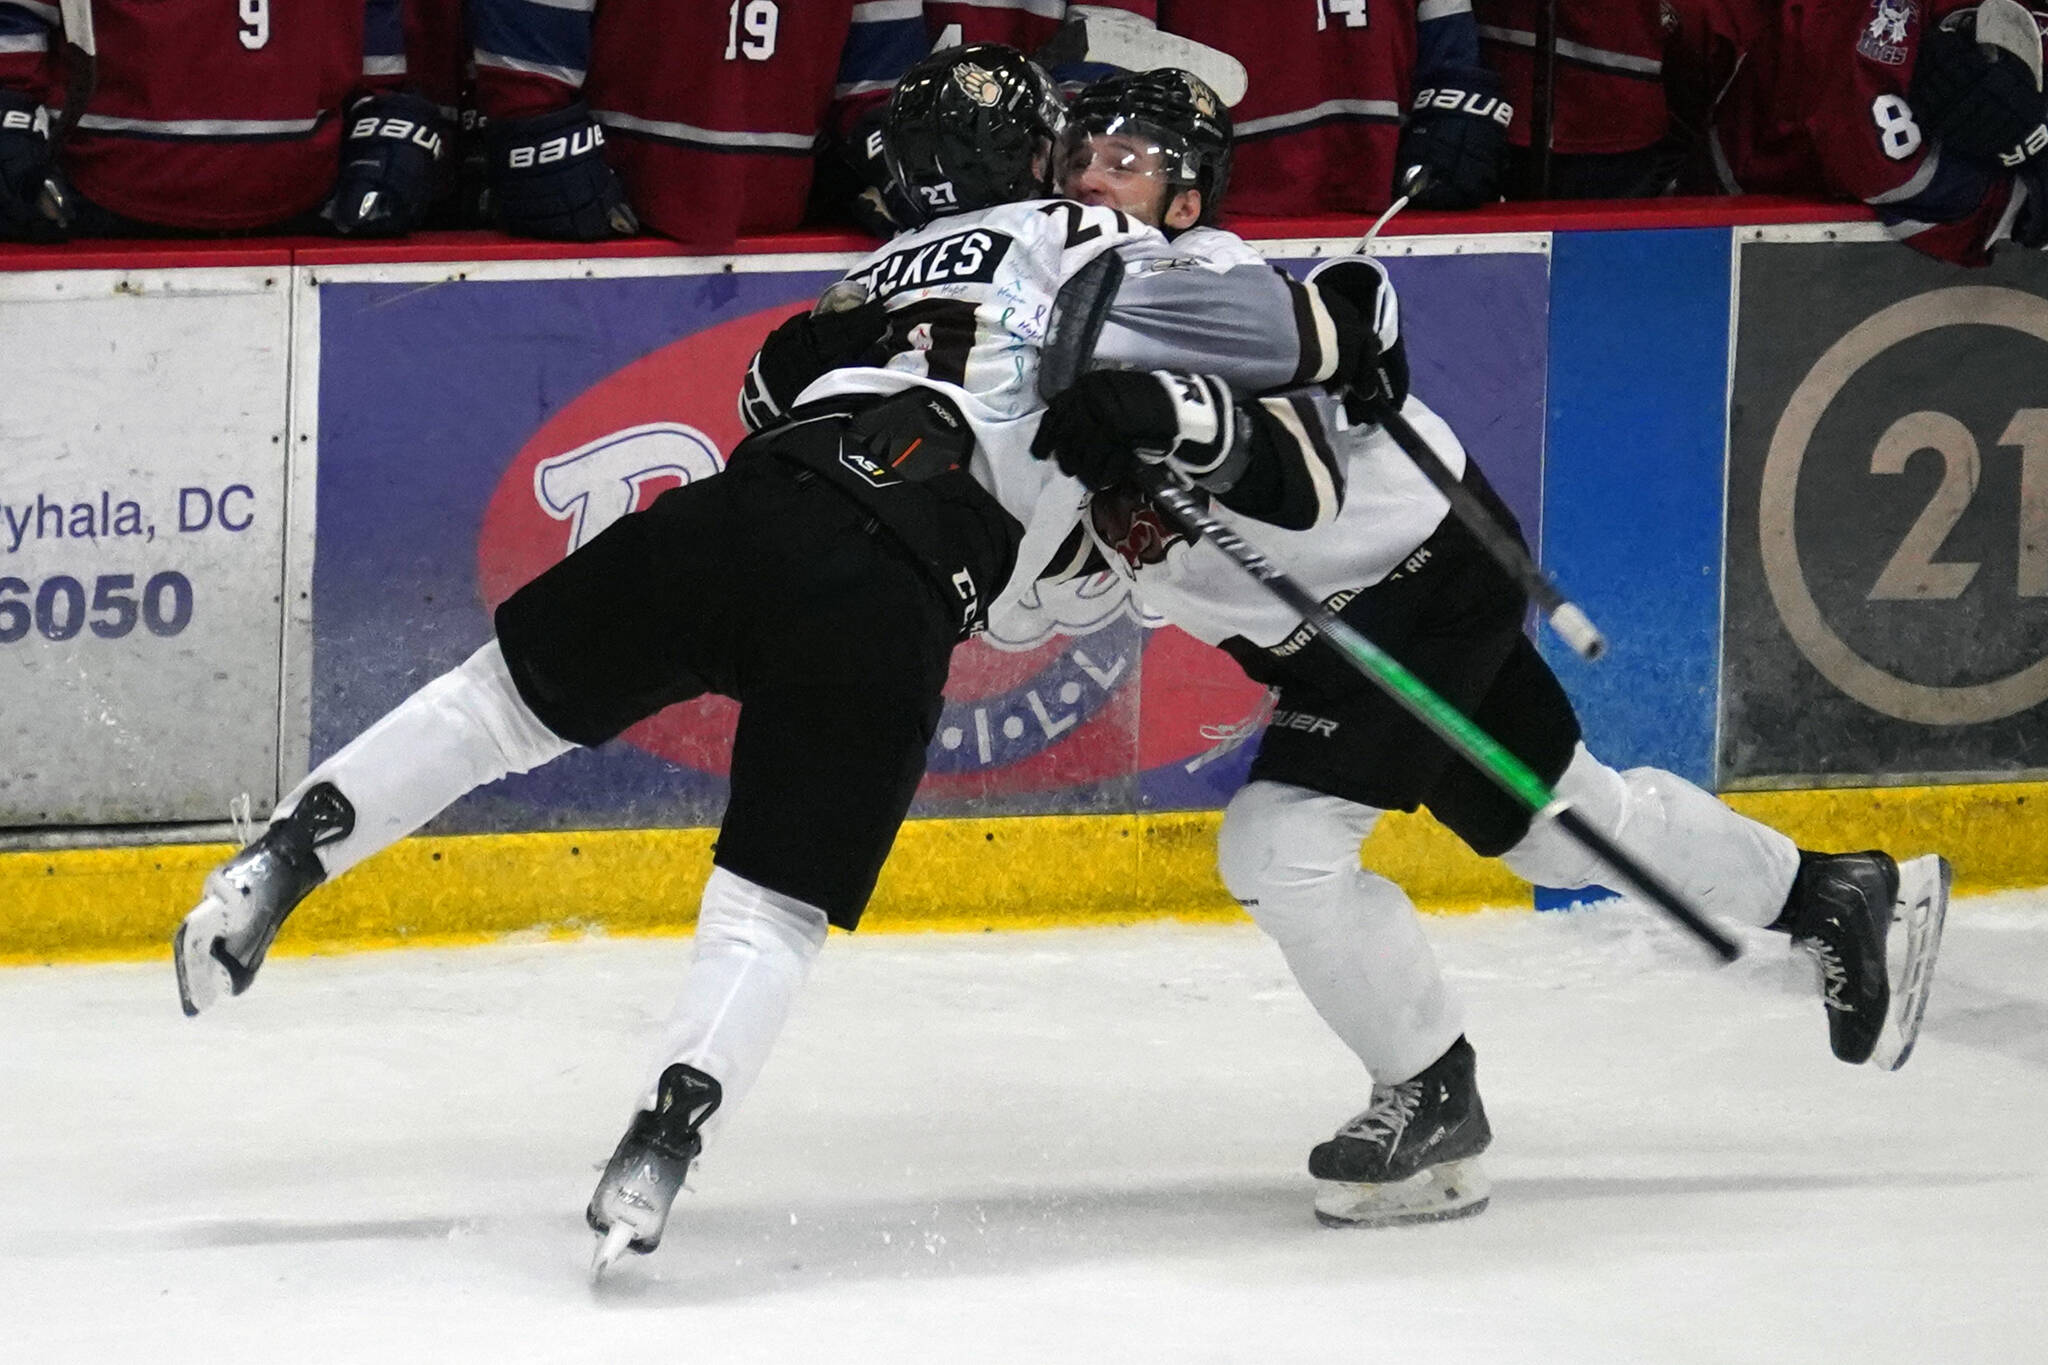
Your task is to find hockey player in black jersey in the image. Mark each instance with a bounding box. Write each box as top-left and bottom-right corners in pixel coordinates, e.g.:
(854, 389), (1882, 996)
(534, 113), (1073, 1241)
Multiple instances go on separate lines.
(1025, 67), (1953, 1228)
(170, 44), (1380, 1277)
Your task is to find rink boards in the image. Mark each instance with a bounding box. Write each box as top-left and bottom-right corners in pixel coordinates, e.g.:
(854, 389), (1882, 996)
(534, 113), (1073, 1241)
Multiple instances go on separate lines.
(2, 217), (2046, 959)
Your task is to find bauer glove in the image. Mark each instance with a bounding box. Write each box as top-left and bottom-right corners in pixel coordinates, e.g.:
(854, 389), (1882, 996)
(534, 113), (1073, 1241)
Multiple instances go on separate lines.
(1912, 0), (2048, 169)
(840, 105), (919, 239)
(2015, 161), (2048, 249)
(1396, 68), (1512, 210)
(330, 91), (449, 237)
(0, 90), (72, 242)
(487, 102), (639, 241)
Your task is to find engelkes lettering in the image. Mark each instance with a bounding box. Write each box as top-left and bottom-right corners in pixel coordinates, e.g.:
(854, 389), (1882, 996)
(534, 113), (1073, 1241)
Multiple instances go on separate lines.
(845, 229), (1013, 303)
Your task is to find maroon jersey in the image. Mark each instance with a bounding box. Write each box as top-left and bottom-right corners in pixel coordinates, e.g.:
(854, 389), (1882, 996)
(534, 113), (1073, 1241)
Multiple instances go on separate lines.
(1159, 1), (1483, 217)
(1668, 0), (2031, 264)
(1475, 0), (1669, 155)
(405, 0), (472, 114)
(473, 0), (927, 247)
(44, 2), (406, 231)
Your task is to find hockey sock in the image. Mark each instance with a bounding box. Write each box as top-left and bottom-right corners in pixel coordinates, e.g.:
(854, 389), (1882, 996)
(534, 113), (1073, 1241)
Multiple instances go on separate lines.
(1218, 780), (1465, 1085)
(1499, 744), (1801, 927)
(271, 640), (576, 879)
(639, 867), (829, 1130)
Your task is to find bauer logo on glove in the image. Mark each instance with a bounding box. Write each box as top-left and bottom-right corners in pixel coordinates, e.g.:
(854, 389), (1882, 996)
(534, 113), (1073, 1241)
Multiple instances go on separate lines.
(1412, 88), (1515, 128)
(508, 123), (604, 170)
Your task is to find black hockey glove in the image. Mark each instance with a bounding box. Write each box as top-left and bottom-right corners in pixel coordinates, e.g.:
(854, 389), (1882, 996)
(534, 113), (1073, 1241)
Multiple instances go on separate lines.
(2016, 161), (2048, 248)
(330, 91), (449, 237)
(1396, 69), (1513, 209)
(1305, 256), (1411, 420)
(1912, 2), (2048, 168)
(737, 296), (889, 430)
(446, 106), (493, 228)
(840, 105), (918, 239)
(1032, 369), (1243, 493)
(486, 102), (639, 241)
(0, 90), (72, 242)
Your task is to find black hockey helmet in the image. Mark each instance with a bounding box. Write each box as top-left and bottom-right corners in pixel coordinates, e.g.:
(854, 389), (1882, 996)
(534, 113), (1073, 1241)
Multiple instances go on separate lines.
(883, 44), (1067, 225)
(1061, 68), (1233, 224)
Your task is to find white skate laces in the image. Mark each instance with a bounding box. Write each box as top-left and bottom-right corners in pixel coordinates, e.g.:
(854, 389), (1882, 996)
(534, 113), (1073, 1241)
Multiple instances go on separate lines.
(1802, 939), (1854, 1012)
(1342, 1081), (1422, 1149)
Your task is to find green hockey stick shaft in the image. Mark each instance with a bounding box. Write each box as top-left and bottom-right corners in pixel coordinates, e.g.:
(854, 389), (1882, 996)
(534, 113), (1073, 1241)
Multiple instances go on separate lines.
(1136, 469), (1741, 963)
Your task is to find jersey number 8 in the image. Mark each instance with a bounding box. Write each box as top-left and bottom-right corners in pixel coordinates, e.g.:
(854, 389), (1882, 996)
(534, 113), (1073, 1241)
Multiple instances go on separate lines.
(1871, 94), (1923, 162)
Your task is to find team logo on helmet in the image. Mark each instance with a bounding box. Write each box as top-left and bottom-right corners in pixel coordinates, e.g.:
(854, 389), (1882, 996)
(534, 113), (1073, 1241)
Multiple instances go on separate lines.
(1181, 73), (1220, 120)
(953, 62), (1006, 107)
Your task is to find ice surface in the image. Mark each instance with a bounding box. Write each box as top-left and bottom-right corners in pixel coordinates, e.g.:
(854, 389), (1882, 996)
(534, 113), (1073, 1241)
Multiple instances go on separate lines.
(5, 898), (2045, 1364)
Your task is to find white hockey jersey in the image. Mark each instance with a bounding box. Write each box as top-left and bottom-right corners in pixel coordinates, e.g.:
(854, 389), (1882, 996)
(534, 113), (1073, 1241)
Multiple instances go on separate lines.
(799, 199), (1344, 612)
(1081, 228), (1465, 650)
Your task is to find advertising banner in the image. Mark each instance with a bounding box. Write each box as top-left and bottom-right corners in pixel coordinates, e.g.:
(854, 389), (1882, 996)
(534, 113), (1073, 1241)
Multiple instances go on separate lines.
(1725, 238), (2048, 786)
(0, 269), (292, 825)
(307, 239), (1549, 834)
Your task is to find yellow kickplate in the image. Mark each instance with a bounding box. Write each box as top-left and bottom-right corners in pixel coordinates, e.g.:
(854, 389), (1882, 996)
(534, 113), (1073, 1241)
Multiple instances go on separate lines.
(2, 782), (2041, 964)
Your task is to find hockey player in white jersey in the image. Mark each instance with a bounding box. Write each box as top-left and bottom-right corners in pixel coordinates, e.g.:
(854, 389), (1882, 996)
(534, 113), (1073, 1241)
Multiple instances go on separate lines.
(1022, 68), (1954, 1229)
(170, 44), (1378, 1277)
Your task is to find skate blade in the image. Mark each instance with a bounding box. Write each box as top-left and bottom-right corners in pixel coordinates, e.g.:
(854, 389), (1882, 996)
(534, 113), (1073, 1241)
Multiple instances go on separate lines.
(173, 898), (231, 1018)
(1870, 855), (1951, 1072)
(590, 1222), (638, 1282)
(1313, 1157), (1491, 1229)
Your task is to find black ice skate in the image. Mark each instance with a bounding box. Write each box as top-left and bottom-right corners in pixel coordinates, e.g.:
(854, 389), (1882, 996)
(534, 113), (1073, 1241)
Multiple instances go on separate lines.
(1308, 1036), (1492, 1228)
(173, 784), (354, 1017)
(1772, 849), (1951, 1071)
(587, 1062), (723, 1279)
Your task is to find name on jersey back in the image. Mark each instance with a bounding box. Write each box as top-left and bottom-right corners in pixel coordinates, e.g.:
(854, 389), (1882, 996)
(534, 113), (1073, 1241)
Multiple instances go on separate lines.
(846, 230), (1014, 304)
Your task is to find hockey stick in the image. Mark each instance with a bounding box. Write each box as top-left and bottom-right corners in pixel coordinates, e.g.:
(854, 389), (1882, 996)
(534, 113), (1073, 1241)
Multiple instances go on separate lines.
(27, 0), (96, 230)
(1345, 169), (1606, 659)
(1531, 0), (1558, 198)
(1131, 465), (1741, 963)
(1367, 398), (1606, 660)
(54, 0), (95, 137)
(1032, 10), (1249, 107)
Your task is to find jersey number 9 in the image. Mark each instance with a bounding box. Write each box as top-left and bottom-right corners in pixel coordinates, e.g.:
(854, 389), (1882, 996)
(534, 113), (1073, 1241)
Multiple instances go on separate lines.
(237, 0), (269, 51)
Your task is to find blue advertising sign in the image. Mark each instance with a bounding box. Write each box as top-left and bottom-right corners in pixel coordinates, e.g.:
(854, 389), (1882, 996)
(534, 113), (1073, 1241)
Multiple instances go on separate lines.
(310, 241), (1551, 834)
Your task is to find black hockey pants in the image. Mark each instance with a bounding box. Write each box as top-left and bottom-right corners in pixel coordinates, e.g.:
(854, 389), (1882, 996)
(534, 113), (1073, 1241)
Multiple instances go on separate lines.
(493, 418), (969, 928)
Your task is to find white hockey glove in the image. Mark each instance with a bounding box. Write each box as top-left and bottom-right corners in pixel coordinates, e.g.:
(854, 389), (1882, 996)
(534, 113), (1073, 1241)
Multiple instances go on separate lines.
(1305, 256), (1410, 419)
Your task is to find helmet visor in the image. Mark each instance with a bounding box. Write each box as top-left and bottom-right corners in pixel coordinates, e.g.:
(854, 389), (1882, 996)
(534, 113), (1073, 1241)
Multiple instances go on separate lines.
(1055, 121), (1192, 196)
